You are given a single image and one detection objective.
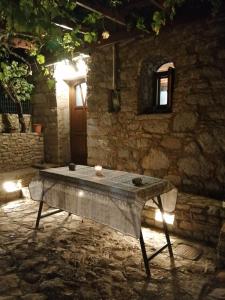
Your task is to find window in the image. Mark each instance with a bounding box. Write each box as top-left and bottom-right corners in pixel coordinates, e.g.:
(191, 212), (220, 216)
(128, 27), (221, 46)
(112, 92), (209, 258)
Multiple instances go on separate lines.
(153, 62), (175, 113)
(75, 82), (87, 108)
(138, 60), (175, 114)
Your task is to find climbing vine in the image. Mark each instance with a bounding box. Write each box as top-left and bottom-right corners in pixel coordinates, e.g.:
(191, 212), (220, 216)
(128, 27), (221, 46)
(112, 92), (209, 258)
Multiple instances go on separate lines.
(0, 0), (223, 131)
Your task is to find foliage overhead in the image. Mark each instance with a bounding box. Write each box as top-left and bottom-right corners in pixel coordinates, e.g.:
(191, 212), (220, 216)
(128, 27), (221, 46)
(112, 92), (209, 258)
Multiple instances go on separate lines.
(0, 60), (34, 103)
(0, 0), (223, 107)
(0, 0), (223, 61)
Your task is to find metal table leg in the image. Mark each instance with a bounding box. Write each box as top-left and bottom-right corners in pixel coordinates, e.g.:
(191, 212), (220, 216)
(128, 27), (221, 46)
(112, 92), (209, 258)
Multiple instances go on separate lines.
(140, 194), (174, 276)
(35, 200), (43, 229)
(140, 229), (151, 277)
(35, 200), (63, 229)
(157, 195), (173, 257)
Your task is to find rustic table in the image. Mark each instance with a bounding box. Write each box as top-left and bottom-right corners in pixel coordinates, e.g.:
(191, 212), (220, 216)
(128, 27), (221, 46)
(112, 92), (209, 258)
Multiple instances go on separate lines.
(29, 165), (177, 277)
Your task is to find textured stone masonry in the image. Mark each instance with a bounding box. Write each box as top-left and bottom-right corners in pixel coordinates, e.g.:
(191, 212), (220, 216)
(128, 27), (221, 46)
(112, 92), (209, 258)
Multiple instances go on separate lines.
(143, 193), (225, 245)
(217, 223), (225, 266)
(87, 14), (225, 199)
(32, 78), (70, 164)
(0, 114), (31, 132)
(0, 133), (44, 172)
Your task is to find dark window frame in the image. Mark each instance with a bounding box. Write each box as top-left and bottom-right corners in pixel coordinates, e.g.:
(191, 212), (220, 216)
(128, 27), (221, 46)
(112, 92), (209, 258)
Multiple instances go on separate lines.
(152, 67), (174, 113)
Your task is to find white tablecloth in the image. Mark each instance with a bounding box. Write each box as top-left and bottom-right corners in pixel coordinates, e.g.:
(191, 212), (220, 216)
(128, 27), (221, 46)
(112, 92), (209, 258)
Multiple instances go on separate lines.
(29, 166), (177, 238)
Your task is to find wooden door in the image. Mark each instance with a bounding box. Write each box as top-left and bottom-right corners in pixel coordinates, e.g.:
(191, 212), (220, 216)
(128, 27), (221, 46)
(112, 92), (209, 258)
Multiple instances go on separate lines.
(70, 80), (87, 164)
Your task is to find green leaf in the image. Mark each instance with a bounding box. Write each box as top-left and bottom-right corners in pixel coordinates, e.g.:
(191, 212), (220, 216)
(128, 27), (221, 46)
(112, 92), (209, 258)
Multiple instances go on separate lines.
(36, 54), (45, 65)
(47, 78), (55, 90)
(84, 32), (97, 43)
(136, 17), (147, 31)
(83, 12), (102, 24)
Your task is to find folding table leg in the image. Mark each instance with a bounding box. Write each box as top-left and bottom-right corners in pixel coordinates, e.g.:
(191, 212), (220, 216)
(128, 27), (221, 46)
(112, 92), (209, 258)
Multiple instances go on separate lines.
(140, 230), (151, 277)
(35, 200), (44, 229)
(157, 196), (173, 257)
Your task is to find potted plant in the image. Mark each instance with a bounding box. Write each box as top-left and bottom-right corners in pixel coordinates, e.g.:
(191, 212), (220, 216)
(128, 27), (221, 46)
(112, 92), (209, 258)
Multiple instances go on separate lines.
(32, 123), (43, 135)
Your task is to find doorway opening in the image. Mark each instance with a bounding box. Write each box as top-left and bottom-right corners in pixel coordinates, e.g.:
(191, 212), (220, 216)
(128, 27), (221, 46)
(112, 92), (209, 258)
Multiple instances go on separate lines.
(70, 79), (87, 164)
(54, 55), (88, 165)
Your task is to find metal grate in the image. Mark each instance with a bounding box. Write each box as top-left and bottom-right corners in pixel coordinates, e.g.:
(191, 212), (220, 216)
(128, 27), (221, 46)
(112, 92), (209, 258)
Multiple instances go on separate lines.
(0, 91), (31, 114)
(174, 243), (203, 260)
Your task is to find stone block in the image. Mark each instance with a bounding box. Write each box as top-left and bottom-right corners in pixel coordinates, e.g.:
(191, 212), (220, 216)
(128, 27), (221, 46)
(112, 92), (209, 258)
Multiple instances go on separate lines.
(208, 216), (221, 225)
(192, 214), (207, 222)
(179, 221), (193, 231)
(164, 175), (181, 186)
(118, 149), (130, 159)
(197, 132), (220, 155)
(178, 157), (200, 176)
(161, 137), (182, 150)
(142, 209), (155, 220)
(142, 120), (169, 134)
(175, 204), (190, 211)
(190, 208), (204, 214)
(142, 149), (169, 170)
(173, 112), (198, 132)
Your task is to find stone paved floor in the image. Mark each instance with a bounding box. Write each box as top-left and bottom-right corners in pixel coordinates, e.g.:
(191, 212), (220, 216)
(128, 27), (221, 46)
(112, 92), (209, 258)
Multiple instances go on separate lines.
(0, 198), (225, 300)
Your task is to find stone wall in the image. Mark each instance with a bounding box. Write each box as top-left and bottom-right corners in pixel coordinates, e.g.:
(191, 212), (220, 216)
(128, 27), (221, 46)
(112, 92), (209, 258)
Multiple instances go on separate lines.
(87, 13), (225, 199)
(0, 133), (44, 171)
(32, 78), (60, 164)
(0, 114), (31, 133)
(142, 193), (225, 245)
(32, 77), (70, 165)
(217, 223), (225, 266)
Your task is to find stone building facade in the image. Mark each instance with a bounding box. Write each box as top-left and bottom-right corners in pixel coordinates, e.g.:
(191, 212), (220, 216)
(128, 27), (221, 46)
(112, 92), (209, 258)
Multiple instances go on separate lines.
(87, 13), (225, 199)
(29, 12), (225, 200)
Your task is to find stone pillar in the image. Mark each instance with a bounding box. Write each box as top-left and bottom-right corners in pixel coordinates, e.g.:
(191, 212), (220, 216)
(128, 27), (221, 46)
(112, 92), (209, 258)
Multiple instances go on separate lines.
(55, 79), (70, 164)
(32, 78), (60, 164)
(32, 74), (71, 165)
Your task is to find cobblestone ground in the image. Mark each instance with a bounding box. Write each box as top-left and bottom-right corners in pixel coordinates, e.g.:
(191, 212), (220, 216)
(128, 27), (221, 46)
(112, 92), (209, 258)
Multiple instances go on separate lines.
(0, 198), (225, 300)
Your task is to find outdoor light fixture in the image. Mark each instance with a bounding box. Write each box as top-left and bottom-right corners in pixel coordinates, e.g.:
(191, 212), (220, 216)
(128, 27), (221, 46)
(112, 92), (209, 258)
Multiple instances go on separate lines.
(54, 60), (78, 81)
(54, 55), (88, 81)
(3, 180), (22, 193)
(155, 209), (175, 225)
(102, 30), (110, 39)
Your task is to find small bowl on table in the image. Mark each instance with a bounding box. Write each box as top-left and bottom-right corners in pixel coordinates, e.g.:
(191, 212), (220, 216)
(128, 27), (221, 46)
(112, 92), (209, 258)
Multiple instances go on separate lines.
(132, 177), (143, 187)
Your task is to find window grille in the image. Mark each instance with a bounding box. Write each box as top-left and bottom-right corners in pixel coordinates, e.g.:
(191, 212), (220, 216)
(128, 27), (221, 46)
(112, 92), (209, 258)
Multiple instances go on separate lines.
(0, 92), (31, 114)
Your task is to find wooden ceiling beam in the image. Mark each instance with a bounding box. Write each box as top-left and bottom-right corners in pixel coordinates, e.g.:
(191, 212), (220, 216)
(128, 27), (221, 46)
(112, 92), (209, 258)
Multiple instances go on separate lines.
(75, 0), (127, 26)
(126, 0), (164, 11)
(149, 0), (164, 10)
(95, 29), (147, 48)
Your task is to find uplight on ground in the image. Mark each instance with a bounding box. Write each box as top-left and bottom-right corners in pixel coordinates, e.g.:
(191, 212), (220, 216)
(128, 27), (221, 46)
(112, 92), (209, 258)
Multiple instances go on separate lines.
(155, 209), (175, 225)
(3, 180), (22, 193)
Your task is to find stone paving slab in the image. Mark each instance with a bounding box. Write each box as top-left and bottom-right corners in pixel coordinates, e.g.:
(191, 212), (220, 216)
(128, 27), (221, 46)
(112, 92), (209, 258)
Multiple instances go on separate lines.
(0, 198), (225, 300)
